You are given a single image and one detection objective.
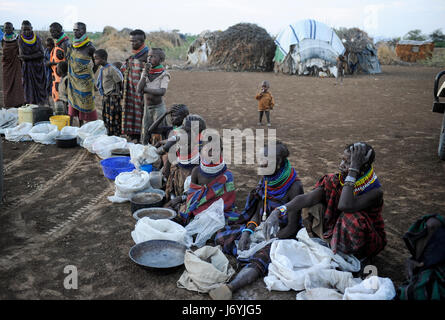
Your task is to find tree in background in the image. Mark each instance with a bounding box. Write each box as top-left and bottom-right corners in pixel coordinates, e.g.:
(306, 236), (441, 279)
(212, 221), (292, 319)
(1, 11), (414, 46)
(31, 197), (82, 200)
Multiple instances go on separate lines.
(429, 29), (445, 42)
(403, 29), (427, 41)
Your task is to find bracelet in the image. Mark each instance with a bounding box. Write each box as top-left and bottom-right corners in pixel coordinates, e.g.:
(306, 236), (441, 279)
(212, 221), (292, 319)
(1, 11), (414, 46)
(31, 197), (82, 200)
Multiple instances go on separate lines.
(348, 168), (360, 174)
(247, 221), (258, 228)
(242, 228), (254, 235)
(277, 205), (287, 216)
(345, 175), (356, 183)
(344, 181), (355, 188)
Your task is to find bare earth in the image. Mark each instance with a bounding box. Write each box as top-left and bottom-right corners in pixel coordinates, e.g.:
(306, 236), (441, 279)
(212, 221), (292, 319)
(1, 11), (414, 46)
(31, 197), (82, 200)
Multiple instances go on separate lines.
(1, 65), (445, 300)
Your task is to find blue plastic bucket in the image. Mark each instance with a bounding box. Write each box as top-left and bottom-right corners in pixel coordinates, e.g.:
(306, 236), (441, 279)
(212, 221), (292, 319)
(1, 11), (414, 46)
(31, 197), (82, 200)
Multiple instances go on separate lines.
(100, 156), (135, 180)
(140, 163), (153, 173)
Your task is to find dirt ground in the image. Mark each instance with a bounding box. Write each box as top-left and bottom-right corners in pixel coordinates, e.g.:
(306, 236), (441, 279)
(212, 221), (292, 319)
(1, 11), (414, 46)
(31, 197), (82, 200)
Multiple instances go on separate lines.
(1, 64), (445, 300)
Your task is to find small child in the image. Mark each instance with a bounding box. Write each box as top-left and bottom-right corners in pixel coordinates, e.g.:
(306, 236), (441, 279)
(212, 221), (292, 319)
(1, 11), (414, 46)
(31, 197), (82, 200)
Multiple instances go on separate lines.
(44, 38), (55, 100)
(55, 61), (68, 115)
(94, 49), (124, 136)
(255, 80), (275, 127)
(336, 54), (346, 85)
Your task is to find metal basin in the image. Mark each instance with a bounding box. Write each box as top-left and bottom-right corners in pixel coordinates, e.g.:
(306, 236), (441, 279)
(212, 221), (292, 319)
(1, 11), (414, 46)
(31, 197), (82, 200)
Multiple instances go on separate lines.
(133, 207), (176, 221)
(130, 190), (165, 213)
(129, 240), (187, 272)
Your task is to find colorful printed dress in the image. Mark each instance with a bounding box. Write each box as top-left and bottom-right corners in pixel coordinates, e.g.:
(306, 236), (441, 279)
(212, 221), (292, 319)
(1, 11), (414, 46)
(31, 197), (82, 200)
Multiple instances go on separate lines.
(66, 43), (97, 120)
(50, 33), (70, 102)
(120, 46), (148, 136)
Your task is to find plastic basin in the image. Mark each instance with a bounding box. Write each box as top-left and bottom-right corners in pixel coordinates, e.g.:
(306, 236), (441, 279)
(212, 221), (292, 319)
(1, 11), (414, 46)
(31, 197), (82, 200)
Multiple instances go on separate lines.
(100, 156), (135, 180)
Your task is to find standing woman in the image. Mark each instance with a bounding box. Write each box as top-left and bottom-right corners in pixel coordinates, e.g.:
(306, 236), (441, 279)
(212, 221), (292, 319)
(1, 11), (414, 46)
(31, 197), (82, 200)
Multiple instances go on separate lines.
(49, 22), (71, 106)
(1, 22), (25, 108)
(18, 20), (48, 106)
(66, 22), (97, 126)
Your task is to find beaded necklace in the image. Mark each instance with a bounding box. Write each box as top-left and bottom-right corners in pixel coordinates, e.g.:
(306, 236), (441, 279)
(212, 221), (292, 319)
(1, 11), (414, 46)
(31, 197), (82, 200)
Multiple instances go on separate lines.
(72, 34), (90, 48)
(20, 32), (36, 45)
(56, 33), (69, 46)
(199, 156), (226, 177)
(3, 33), (17, 41)
(149, 64), (165, 74)
(339, 165), (381, 195)
(132, 45), (149, 59)
(262, 159), (298, 198)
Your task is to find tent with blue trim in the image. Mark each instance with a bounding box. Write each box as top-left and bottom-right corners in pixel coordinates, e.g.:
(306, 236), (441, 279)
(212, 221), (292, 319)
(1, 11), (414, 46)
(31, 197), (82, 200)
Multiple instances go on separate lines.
(274, 19), (345, 77)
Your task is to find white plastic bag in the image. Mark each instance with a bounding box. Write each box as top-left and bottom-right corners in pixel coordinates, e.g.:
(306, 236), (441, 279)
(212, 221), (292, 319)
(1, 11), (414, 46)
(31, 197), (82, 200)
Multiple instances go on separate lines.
(60, 126), (79, 136)
(183, 175), (191, 193)
(131, 217), (187, 245)
(107, 170), (151, 203)
(184, 198), (226, 248)
(83, 134), (106, 153)
(77, 120), (107, 146)
(5, 122), (33, 142)
(177, 246), (235, 293)
(263, 229), (361, 292)
(129, 143), (159, 169)
(343, 276), (396, 300)
(29, 123), (59, 144)
(0, 108), (18, 134)
(297, 288), (344, 300)
(92, 135), (127, 159)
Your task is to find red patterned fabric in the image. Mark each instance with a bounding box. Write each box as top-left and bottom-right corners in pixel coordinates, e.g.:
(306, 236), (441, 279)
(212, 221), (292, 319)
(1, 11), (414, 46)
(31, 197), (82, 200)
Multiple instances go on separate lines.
(315, 174), (387, 258)
(120, 57), (144, 135)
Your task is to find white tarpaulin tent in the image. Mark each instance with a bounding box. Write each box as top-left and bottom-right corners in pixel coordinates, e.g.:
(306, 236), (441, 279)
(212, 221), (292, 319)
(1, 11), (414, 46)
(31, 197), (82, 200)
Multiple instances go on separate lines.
(274, 19), (345, 77)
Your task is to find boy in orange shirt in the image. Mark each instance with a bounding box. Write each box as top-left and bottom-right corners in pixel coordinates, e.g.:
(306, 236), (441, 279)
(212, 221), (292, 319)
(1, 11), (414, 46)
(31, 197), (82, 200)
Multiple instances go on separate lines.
(255, 80), (275, 127)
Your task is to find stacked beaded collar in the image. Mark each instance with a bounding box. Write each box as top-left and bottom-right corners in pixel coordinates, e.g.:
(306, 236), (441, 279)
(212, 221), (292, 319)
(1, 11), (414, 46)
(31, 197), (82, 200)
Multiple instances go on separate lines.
(20, 32), (36, 45)
(132, 45), (149, 59)
(149, 64), (165, 74)
(339, 165), (381, 196)
(3, 33), (18, 41)
(199, 156), (227, 177)
(72, 34), (90, 48)
(177, 148), (199, 169)
(56, 33), (69, 46)
(262, 159), (298, 198)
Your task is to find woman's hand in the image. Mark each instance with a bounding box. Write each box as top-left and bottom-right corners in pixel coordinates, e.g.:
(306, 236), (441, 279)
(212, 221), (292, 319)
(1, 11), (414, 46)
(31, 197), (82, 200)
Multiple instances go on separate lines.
(350, 143), (372, 171)
(238, 231), (251, 251)
(264, 209), (280, 240)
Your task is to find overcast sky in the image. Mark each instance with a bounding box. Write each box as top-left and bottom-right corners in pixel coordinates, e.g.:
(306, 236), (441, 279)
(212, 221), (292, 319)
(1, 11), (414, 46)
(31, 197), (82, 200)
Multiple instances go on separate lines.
(1, 0), (444, 39)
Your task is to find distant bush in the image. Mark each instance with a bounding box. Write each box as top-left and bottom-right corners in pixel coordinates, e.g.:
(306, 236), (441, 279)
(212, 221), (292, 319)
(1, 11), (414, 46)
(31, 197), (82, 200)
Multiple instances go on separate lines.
(378, 44), (401, 65)
(435, 41), (445, 48)
(420, 48), (445, 67)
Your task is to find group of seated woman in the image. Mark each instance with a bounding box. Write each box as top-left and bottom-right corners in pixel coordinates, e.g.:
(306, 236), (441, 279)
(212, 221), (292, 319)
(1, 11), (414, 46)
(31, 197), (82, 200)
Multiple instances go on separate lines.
(149, 105), (387, 300)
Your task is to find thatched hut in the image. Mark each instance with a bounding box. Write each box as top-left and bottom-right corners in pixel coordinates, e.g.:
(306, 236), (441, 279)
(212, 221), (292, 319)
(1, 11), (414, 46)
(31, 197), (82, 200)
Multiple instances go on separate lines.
(187, 23), (275, 72)
(395, 40), (434, 62)
(335, 27), (381, 74)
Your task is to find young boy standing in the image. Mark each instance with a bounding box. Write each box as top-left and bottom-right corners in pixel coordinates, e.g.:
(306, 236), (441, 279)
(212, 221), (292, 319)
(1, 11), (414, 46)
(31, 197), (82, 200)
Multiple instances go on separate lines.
(255, 80), (275, 127)
(94, 49), (123, 136)
(137, 47), (170, 145)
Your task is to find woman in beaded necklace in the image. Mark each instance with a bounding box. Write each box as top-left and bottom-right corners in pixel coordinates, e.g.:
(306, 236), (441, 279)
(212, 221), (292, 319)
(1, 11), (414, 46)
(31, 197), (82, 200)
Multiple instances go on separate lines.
(18, 20), (48, 105)
(264, 142), (386, 263)
(210, 141), (304, 300)
(1, 22), (25, 108)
